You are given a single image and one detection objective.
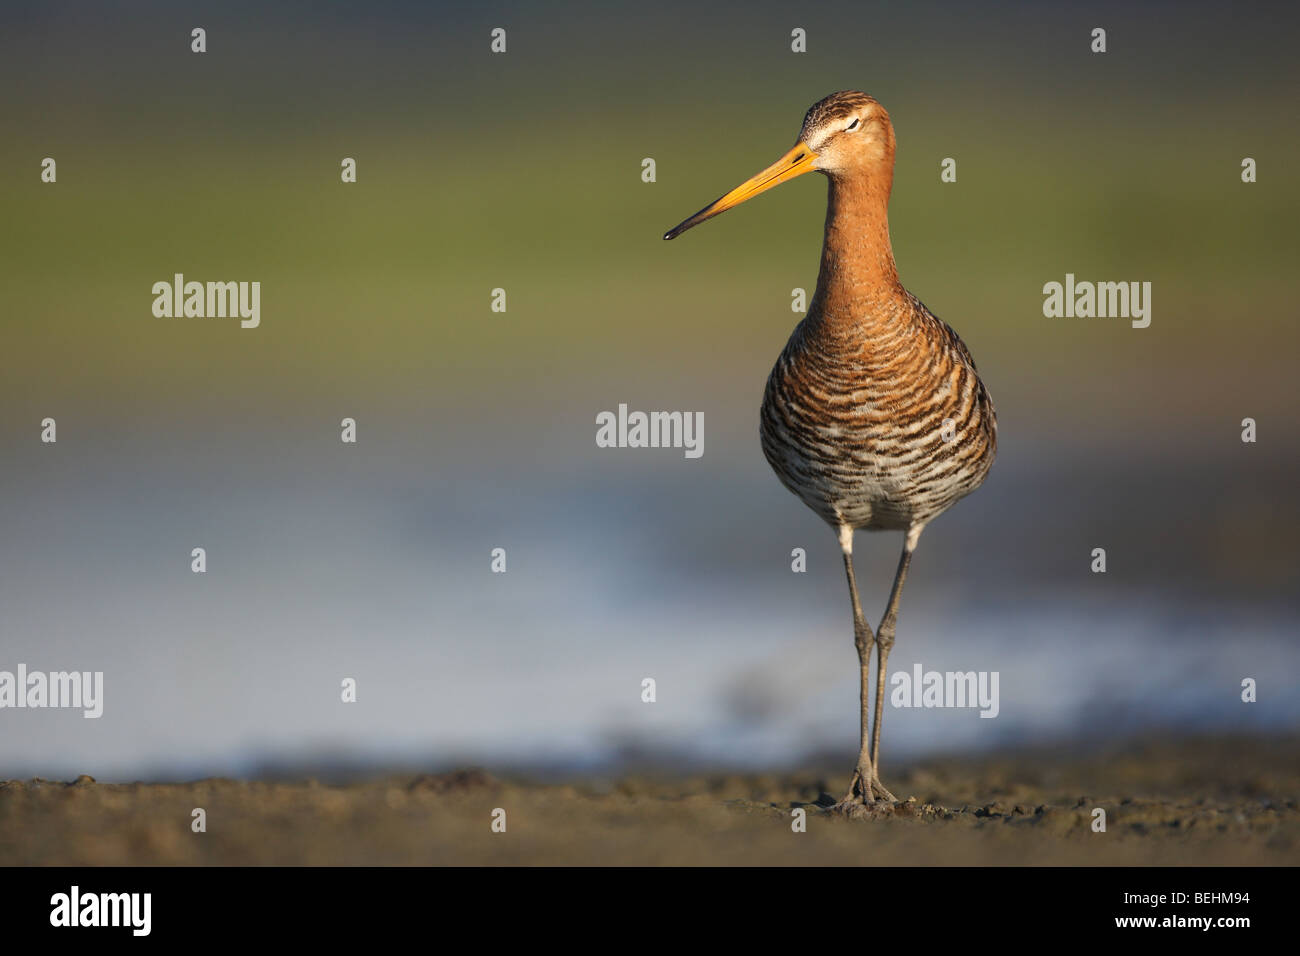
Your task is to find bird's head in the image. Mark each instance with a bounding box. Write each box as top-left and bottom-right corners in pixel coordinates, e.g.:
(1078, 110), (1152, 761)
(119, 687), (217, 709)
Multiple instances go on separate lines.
(799, 91), (895, 177)
(664, 91), (895, 240)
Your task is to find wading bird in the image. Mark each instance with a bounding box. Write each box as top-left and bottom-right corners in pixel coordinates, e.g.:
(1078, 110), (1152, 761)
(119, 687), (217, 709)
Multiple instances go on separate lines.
(664, 92), (996, 812)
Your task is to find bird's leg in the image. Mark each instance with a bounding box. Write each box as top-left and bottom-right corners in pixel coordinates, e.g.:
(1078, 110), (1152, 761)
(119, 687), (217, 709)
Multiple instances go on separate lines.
(869, 528), (921, 801)
(837, 534), (877, 807)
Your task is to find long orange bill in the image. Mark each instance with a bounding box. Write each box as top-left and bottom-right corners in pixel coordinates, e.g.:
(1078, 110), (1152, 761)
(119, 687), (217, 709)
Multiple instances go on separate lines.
(663, 141), (819, 240)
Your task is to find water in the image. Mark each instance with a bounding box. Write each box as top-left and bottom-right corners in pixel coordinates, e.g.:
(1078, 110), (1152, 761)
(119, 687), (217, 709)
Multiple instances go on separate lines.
(2, 432), (1295, 781)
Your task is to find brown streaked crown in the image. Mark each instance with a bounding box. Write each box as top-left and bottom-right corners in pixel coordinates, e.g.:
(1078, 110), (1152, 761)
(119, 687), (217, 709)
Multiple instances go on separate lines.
(799, 90), (882, 142)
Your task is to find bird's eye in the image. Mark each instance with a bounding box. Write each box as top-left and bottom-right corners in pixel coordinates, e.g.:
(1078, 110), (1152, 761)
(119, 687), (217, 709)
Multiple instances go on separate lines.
(845, 117), (860, 131)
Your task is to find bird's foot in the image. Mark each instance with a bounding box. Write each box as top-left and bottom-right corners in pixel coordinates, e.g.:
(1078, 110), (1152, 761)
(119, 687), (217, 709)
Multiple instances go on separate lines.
(870, 775), (898, 803)
(830, 768), (895, 819)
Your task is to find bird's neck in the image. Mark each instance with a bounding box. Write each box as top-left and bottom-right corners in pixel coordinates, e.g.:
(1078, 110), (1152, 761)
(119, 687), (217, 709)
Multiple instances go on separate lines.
(811, 173), (906, 332)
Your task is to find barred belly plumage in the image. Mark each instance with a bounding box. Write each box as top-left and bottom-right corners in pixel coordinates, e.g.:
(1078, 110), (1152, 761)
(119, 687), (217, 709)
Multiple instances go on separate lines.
(760, 296), (997, 533)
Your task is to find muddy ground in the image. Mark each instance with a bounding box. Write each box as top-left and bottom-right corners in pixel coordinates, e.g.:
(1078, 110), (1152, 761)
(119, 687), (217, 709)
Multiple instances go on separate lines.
(1, 735), (1295, 865)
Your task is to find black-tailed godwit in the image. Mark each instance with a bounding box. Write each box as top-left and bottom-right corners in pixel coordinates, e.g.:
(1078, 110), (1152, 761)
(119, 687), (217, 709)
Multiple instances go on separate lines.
(665, 91), (997, 811)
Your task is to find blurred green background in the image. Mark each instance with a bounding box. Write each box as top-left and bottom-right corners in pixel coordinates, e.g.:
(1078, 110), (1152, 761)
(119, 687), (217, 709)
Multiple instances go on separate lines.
(5, 1), (1298, 429)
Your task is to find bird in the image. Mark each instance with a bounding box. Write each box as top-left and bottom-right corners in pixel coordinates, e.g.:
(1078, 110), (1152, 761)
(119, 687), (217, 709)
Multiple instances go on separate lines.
(664, 91), (997, 812)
